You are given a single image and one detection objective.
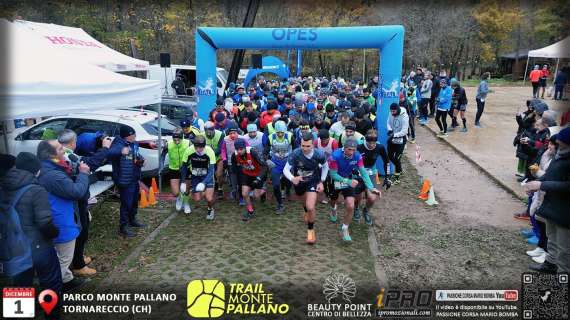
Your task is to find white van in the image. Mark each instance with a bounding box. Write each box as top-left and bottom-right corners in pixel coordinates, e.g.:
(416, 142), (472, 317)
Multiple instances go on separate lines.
(147, 64), (228, 97)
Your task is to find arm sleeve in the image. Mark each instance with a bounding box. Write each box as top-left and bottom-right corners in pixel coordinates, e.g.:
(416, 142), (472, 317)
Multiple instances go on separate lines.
(106, 142), (122, 160)
(539, 180), (570, 192)
(47, 171), (89, 200)
(204, 164), (215, 183)
(82, 148), (109, 171)
(283, 161), (295, 182)
(358, 166), (375, 190)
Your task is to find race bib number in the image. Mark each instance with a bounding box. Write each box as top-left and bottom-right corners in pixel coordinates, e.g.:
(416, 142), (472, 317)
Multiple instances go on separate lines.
(392, 136), (404, 144)
(191, 168), (207, 176)
(334, 180), (349, 190)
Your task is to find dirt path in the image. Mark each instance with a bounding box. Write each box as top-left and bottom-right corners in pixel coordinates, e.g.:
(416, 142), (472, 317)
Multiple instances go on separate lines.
(374, 124), (531, 290)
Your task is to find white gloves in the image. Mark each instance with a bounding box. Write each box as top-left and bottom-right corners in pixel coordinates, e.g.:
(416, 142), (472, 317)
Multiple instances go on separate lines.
(180, 183), (187, 193)
(195, 183), (206, 192)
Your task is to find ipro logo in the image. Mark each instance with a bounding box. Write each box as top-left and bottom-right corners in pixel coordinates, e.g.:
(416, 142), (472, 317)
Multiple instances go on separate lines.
(187, 280), (225, 318)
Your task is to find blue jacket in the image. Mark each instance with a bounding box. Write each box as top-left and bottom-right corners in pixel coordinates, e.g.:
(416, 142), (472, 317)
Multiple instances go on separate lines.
(38, 160), (89, 244)
(107, 137), (143, 186)
(437, 86), (453, 111)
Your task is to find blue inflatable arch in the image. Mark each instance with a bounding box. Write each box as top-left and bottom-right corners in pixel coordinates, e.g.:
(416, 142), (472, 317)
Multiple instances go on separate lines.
(195, 26), (405, 165)
(243, 55), (290, 87)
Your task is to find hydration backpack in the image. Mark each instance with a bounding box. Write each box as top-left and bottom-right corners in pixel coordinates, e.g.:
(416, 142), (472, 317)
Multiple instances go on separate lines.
(0, 185), (33, 277)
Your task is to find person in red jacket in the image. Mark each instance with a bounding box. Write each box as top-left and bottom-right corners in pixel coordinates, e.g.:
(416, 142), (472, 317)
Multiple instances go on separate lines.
(259, 102), (281, 130)
(539, 65), (550, 99)
(529, 65), (542, 98)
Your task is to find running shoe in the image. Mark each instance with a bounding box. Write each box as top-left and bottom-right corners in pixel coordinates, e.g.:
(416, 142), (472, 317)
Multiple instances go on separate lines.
(392, 174), (401, 185)
(409, 138), (416, 144)
(242, 210), (254, 221)
(353, 207), (361, 222)
(175, 194), (183, 211)
(275, 203), (284, 215)
(363, 208), (372, 226)
(321, 198), (329, 204)
(183, 200), (192, 215)
(329, 206), (338, 223)
(306, 229), (316, 245)
(206, 208), (215, 220)
(460, 127), (468, 133)
(341, 226), (352, 242)
(526, 247), (545, 257)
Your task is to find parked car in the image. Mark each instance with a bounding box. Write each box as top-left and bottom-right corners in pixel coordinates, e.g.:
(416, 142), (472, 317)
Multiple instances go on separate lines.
(129, 97), (198, 125)
(9, 109), (177, 178)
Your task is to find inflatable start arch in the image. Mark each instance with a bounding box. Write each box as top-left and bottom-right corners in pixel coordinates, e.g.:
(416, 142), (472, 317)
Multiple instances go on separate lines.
(195, 26), (405, 168)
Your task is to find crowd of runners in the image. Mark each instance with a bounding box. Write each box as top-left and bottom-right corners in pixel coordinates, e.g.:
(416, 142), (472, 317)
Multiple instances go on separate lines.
(160, 70), (492, 244)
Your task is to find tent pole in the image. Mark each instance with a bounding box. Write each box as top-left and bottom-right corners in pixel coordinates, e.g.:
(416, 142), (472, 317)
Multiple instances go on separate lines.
(157, 103), (162, 194)
(554, 58), (560, 78)
(523, 56), (530, 83)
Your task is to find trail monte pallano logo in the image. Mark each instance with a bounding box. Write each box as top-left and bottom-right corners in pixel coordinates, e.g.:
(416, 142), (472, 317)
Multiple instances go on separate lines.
(187, 280), (289, 318)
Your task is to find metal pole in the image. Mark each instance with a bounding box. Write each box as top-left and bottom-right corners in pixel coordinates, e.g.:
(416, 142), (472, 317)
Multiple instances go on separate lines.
(554, 58), (560, 79)
(2, 120), (9, 154)
(157, 72), (163, 193)
(523, 56), (530, 83)
(363, 49), (366, 81)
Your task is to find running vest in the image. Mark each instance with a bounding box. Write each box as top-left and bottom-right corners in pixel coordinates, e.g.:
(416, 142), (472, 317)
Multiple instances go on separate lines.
(167, 139), (190, 170)
(184, 145), (216, 176)
(266, 123), (276, 136)
(269, 132), (292, 160)
(235, 147), (262, 177)
(205, 130), (223, 159)
(316, 138), (335, 159)
(243, 133), (264, 153)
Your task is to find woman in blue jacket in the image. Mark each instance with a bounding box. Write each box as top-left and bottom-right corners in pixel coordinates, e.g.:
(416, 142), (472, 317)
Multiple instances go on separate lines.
(435, 79), (452, 138)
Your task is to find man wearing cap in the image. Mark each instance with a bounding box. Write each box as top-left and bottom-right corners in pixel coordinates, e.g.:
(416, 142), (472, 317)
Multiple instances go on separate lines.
(328, 138), (381, 242)
(387, 103), (409, 185)
(279, 97), (294, 116)
(231, 138), (267, 221)
(232, 85), (246, 104)
(264, 120), (294, 214)
(339, 121), (365, 147)
(221, 127), (246, 204)
(160, 128), (191, 212)
(107, 125), (146, 238)
(180, 117), (203, 142)
(1, 152), (63, 316)
(179, 136), (217, 219)
(526, 127), (570, 274)
(243, 123), (264, 154)
(204, 121), (225, 199)
(284, 132), (329, 244)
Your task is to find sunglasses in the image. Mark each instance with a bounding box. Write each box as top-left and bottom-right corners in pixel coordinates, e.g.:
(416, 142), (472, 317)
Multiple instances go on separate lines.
(366, 136), (377, 142)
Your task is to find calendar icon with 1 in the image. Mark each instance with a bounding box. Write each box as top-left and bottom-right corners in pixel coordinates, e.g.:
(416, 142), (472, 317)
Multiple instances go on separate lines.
(2, 288), (35, 318)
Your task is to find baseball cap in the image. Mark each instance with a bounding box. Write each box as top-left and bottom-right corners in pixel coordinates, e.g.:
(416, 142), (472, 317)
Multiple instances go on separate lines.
(344, 138), (358, 149)
(247, 124), (257, 133)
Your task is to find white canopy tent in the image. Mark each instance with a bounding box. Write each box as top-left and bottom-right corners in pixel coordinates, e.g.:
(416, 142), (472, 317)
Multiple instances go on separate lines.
(0, 18), (160, 120)
(524, 36), (570, 81)
(13, 19), (149, 72)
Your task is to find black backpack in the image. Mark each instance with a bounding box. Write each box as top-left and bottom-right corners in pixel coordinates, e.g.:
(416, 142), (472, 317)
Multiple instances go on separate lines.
(0, 185), (33, 277)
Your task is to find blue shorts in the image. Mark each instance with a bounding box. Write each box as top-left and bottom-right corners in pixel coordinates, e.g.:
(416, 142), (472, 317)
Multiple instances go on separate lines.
(191, 175), (214, 192)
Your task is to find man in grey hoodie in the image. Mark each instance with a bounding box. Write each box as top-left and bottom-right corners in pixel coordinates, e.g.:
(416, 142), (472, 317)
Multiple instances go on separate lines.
(419, 72), (433, 124)
(387, 103), (409, 185)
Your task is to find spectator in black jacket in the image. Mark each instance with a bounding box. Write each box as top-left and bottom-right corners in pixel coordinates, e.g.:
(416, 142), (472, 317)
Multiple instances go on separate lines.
(1, 152), (62, 318)
(526, 127), (570, 274)
(450, 79), (468, 132)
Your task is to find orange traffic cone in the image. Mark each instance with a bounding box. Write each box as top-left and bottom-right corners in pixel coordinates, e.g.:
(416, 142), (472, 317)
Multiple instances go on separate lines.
(148, 188), (157, 206)
(138, 189), (149, 208)
(418, 179), (431, 200)
(151, 177), (158, 194)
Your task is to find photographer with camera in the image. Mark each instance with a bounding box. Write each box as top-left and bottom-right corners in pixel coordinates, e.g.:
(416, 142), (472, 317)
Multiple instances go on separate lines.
(107, 125), (146, 238)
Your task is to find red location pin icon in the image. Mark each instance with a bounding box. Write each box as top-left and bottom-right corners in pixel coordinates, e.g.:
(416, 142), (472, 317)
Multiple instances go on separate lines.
(38, 289), (58, 315)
